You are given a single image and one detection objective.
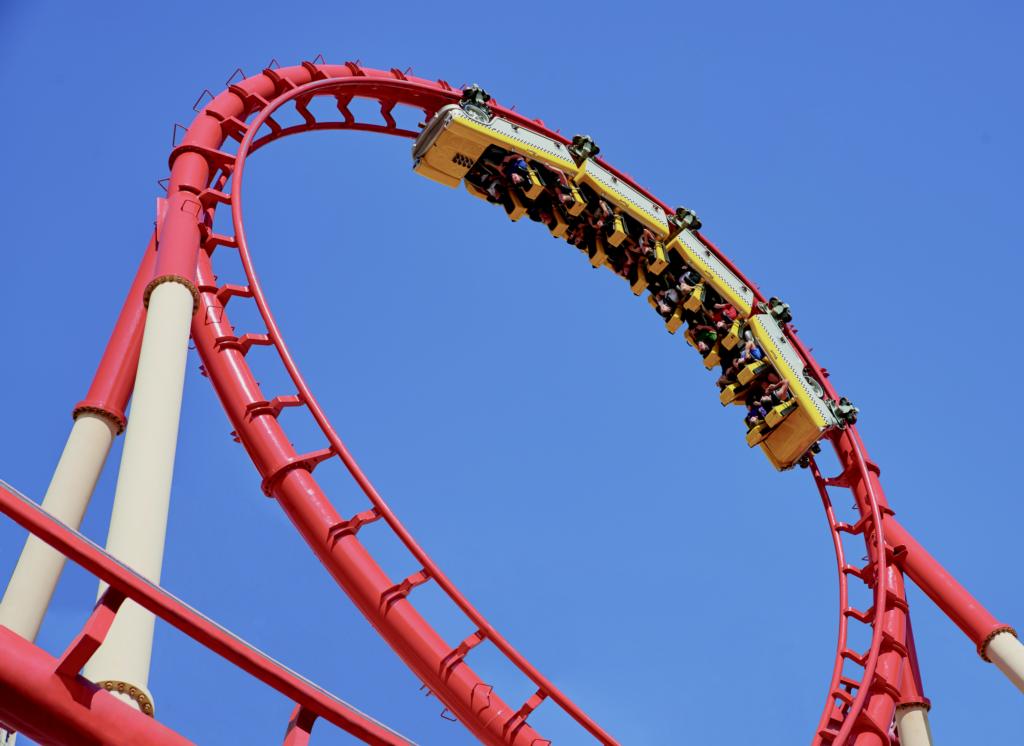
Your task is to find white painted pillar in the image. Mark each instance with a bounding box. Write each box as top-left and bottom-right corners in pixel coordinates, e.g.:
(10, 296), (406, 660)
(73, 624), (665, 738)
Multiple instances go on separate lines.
(895, 704), (933, 745)
(81, 280), (195, 716)
(0, 413), (117, 642)
(985, 630), (1024, 694)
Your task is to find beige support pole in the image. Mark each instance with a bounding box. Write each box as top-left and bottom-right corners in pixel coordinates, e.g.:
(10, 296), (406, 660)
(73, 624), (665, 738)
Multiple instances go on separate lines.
(0, 413), (117, 642)
(81, 281), (195, 715)
(895, 704), (933, 745)
(985, 630), (1024, 694)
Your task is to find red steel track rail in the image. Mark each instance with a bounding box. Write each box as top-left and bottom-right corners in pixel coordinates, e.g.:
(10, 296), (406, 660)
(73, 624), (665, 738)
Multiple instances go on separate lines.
(0, 480), (409, 746)
(1, 59), (1016, 745)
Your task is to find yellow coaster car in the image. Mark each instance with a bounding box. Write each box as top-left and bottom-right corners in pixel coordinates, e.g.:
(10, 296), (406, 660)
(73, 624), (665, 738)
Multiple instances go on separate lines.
(737, 359), (768, 385)
(765, 399), (798, 428)
(504, 189), (528, 222)
(464, 180), (490, 202)
(607, 214), (627, 247)
(668, 230), (755, 316)
(564, 182), (587, 217)
(747, 313), (844, 469)
(722, 319), (743, 350)
(413, 104), (578, 187)
(683, 283), (706, 312)
(412, 100), (850, 473)
(702, 343), (721, 369)
(720, 382), (747, 405)
(589, 234), (608, 268)
(666, 305), (685, 334)
(571, 158), (669, 236)
(520, 163), (545, 201)
(630, 263), (648, 296)
(547, 207), (569, 238)
(648, 241), (669, 275)
(746, 423), (771, 447)
(759, 405), (828, 470)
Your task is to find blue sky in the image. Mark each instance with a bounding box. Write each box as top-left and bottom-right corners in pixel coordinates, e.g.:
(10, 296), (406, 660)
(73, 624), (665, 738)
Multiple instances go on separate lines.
(1, 1), (1022, 743)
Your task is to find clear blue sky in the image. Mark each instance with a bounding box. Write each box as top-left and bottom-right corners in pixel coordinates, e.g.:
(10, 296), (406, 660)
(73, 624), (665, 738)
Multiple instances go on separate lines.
(1, 2), (1022, 743)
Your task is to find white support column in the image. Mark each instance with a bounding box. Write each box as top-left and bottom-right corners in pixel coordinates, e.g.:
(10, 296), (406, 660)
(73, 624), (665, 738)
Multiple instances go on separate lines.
(895, 704), (933, 746)
(0, 413), (117, 642)
(985, 630), (1024, 694)
(81, 280), (194, 716)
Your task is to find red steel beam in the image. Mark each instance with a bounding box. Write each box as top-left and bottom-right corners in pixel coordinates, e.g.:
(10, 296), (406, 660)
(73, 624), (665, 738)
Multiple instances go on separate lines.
(170, 64), (599, 746)
(72, 233), (158, 432)
(832, 432), (1013, 652)
(0, 481), (411, 746)
(0, 625), (193, 746)
(8, 58), (1008, 745)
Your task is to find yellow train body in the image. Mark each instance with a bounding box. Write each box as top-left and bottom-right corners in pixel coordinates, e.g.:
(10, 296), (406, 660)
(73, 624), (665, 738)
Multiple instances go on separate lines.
(667, 230), (755, 317)
(414, 105), (578, 187)
(747, 313), (836, 470)
(413, 103), (842, 470)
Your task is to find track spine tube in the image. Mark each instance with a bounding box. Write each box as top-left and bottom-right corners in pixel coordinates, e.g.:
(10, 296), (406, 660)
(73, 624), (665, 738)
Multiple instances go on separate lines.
(0, 627), (192, 746)
(6, 56), (1010, 744)
(191, 239), (545, 745)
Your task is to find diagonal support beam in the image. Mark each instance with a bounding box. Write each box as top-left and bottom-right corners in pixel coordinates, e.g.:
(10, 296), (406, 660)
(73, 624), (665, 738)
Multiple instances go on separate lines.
(0, 481), (411, 745)
(283, 705), (317, 746)
(55, 587), (127, 679)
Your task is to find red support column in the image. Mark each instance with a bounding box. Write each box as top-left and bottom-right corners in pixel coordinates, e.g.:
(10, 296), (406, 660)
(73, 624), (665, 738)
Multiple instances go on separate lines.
(894, 616), (934, 744)
(883, 518), (1012, 652)
(834, 431), (1012, 653)
(74, 233), (158, 432)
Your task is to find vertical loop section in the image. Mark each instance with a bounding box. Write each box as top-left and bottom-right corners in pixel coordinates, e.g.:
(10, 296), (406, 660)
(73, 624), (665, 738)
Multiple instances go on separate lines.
(175, 61), (908, 744)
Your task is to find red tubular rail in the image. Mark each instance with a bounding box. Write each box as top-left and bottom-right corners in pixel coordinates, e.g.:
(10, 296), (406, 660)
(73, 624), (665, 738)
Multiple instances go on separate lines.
(0, 626), (192, 746)
(161, 60), (986, 744)
(169, 64), (618, 745)
(0, 481), (412, 746)
(9, 58), (1013, 745)
(231, 74), (618, 744)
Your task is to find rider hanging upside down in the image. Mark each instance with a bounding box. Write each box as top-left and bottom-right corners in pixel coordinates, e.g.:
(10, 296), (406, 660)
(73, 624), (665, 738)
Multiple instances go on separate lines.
(690, 320), (718, 355)
(501, 153), (532, 189)
(710, 300), (738, 334)
(718, 329), (765, 384)
(743, 372), (791, 429)
(653, 285), (681, 319)
(637, 228), (658, 262)
(587, 198), (613, 231)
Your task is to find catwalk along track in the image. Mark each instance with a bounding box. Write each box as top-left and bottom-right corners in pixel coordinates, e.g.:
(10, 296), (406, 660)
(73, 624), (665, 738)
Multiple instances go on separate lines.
(1, 60), (1021, 746)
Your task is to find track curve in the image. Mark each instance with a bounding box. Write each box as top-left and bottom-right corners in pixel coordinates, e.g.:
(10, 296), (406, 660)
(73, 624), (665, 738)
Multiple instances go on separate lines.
(171, 61), (906, 744)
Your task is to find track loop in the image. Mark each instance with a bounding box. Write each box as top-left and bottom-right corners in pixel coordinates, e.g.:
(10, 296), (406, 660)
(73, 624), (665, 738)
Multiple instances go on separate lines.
(811, 449), (908, 744)
(171, 61), (910, 744)
(183, 66), (613, 745)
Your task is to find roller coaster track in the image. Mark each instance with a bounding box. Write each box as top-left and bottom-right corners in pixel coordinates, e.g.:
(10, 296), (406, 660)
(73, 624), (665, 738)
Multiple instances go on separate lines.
(0, 60), (1018, 745)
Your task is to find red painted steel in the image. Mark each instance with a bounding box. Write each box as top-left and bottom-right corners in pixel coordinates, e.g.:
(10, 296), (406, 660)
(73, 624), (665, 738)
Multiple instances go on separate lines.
(0, 625), (194, 746)
(1, 58), (1017, 745)
(54, 587), (126, 679)
(898, 616), (931, 710)
(72, 233), (157, 432)
(0, 481), (411, 746)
